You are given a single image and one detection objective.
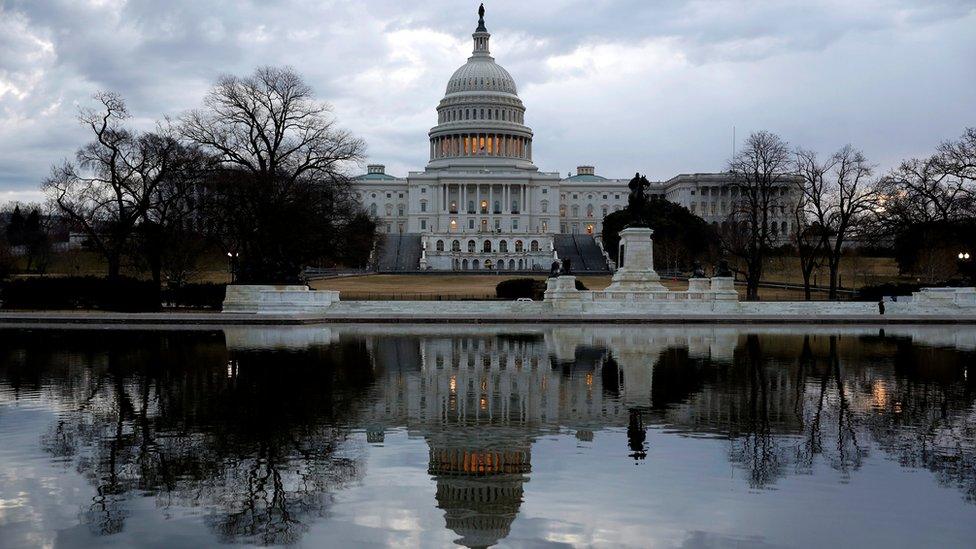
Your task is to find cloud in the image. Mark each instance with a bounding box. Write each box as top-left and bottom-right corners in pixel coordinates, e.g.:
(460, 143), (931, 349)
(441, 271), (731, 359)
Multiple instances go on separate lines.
(0, 0), (974, 199)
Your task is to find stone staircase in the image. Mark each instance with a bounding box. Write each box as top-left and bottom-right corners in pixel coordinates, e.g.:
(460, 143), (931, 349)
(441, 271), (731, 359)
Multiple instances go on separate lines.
(553, 234), (610, 273)
(375, 233), (423, 272)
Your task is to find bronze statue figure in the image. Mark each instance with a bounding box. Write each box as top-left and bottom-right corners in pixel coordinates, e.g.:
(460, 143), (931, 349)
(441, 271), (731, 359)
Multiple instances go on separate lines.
(627, 172), (651, 227)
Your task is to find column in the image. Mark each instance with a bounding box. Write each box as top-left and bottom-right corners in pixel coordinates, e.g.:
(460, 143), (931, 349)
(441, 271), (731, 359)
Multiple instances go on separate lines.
(489, 185), (493, 216)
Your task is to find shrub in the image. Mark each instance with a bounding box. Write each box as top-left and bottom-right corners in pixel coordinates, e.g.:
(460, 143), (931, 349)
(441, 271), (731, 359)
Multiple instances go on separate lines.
(496, 278), (543, 300)
(162, 283), (226, 309)
(855, 282), (922, 302)
(1, 276), (160, 312)
(495, 277), (588, 300)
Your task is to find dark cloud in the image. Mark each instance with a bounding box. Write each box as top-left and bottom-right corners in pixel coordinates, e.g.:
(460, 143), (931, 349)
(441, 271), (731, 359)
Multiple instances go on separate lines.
(1, 0), (974, 202)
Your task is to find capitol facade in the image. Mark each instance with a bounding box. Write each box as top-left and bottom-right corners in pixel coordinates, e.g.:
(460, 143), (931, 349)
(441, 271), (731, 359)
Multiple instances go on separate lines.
(351, 8), (795, 272)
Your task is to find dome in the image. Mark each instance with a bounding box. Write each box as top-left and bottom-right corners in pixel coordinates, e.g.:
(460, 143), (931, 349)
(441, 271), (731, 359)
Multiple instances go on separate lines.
(446, 60), (518, 95)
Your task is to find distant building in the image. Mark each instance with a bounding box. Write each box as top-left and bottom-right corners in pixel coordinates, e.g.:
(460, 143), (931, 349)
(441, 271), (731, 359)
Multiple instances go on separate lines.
(351, 8), (797, 271)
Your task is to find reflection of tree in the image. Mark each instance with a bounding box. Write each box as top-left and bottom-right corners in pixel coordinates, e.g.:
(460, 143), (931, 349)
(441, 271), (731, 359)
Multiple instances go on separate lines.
(0, 330), (373, 545)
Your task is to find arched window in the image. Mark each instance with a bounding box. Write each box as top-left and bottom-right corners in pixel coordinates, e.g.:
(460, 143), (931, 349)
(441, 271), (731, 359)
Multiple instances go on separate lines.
(515, 240), (524, 252)
(473, 259), (480, 269)
(436, 240), (444, 252)
(462, 259), (469, 270)
(586, 204), (594, 218)
(571, 205), (579, 218)
(499, 240), (508, 252)
(508, 259), (515, 270)
(386, 204), (393, 216)
(452, 240), (461, 252)
(540, 200), (549, 213)
(483, 240), (492, 253)
(467, 240), (476, 252)
(530, 240), (539, 252)
(781, 221), (789, 234)
(370, 203), (377, 216)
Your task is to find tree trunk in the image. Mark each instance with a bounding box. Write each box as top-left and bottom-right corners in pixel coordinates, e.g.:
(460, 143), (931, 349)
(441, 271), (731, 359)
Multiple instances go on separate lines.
(828, 255), (841, 300)
(107, 254), (121, 280)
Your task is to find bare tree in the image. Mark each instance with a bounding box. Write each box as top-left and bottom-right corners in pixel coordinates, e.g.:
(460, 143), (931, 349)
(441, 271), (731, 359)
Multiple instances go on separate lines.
(880, 127), (976, 226)
(180, 66), (365, 283)
(795, 146), (879, 299)
(823, 146), (879, 298)
(725, 131), (792, 300)
(792, 149), (830, 300)
(43, 93), (183, 279)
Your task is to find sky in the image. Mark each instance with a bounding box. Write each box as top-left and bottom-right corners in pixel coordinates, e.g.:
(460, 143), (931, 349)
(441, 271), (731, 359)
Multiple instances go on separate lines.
(1, 0), (974, 204)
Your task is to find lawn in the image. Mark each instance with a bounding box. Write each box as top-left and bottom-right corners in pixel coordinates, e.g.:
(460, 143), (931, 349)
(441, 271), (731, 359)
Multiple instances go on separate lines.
(309, 273), (832, 301)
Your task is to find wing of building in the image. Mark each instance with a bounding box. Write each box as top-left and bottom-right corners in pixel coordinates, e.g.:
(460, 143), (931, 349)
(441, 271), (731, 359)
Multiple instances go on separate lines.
(351, 8), (796, 272)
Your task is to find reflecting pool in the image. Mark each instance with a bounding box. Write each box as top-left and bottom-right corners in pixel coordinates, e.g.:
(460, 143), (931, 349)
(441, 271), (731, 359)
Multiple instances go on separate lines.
(1, 325), (975, 548)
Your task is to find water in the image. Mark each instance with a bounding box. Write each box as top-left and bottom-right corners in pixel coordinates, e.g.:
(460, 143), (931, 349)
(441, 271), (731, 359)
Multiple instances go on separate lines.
(0, 325), (974, 548)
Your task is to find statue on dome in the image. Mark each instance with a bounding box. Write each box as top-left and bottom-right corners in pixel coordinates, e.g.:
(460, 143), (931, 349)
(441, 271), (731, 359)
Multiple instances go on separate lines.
(477, 3), (487, 31)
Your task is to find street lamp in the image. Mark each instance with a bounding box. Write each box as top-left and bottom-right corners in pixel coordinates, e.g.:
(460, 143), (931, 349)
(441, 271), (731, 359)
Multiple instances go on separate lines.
(227, 251), (240, 284)
(958, 252), (971, 260)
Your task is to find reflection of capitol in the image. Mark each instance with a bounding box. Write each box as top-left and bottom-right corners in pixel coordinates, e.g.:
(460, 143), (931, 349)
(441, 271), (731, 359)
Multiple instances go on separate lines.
(215, 324), (976, 547)
(353, 327), (742, 548)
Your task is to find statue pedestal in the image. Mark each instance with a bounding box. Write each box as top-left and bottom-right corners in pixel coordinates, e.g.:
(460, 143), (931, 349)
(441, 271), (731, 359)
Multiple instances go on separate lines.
(709, 277), (738, 300)
(544, 276), (582, 310)
(688, 278), (710, 292)
(222, 285), (340, 314)
(606, 227), (666, 292)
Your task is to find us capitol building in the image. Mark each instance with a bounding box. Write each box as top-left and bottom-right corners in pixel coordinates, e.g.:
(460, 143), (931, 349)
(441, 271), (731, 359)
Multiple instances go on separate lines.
(351, 6), (795, 272)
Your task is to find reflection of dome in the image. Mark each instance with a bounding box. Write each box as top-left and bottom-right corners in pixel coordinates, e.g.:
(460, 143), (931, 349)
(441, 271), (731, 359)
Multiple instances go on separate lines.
(429, 446), (530, 549)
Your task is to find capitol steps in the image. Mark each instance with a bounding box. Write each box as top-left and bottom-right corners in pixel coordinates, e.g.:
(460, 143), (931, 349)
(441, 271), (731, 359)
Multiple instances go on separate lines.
(553, 234), (610, 274)
(375, 233), (423, 272)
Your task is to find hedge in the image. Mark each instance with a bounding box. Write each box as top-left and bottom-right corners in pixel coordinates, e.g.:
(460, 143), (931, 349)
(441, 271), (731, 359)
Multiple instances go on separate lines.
(161, 283), (226, 310)
(1, 276), (161, 312)
(496, 277), (588, 300)
(1, 277), (227, 311)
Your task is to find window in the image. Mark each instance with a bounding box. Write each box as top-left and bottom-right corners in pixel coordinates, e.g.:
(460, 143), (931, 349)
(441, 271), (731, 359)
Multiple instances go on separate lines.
(370, 203), (377, 216)
(398, 204), (405, 216)
(493, 201), (501, 214)
(530, 240), (539, 252)
(371, 193), (376, 198)
(420, 219), (427, 230)
(494, 219), (501, 230)
(542, 188), (548, 194)
(512, 219), (518, 230)
(468, 240), (476, 252)
(571, 205), (579, 217)
(468, 200), (475, 213)
(436, 240), (444, 251)
(560, 205), (566, 217)
(602, 207), (608, 218)
(602, 194), (608, 200)
(469, 219), (475, 230)
(511, 200), (519, 213)
(499, 240), (508, 252)
(452, 240), (461, 252)
(483, 240), (492, 252)
(386, 192), (392, 198)
(386, 204), (392, 216)
(586, 205), (594, 218)
(614, 194), (620, 200)
(515, 240), (524, 252)
(541, 200), (549, 213)
(421, 187), (427, 194)
(420, 201), (427, 212)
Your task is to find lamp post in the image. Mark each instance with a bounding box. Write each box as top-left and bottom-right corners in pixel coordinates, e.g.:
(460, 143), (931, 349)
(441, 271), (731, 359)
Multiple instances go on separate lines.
(227, 252), (239, 284)
(958, 251), (972, 285)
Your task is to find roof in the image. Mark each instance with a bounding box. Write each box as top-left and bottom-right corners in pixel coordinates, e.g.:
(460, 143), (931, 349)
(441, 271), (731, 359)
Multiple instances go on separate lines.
(563, 174), (609, 182)
(353, 172), (398, 181)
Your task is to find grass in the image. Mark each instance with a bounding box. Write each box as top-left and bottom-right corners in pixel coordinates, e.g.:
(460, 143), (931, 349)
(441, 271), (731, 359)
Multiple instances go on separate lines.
(309, 273), (833, 301)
